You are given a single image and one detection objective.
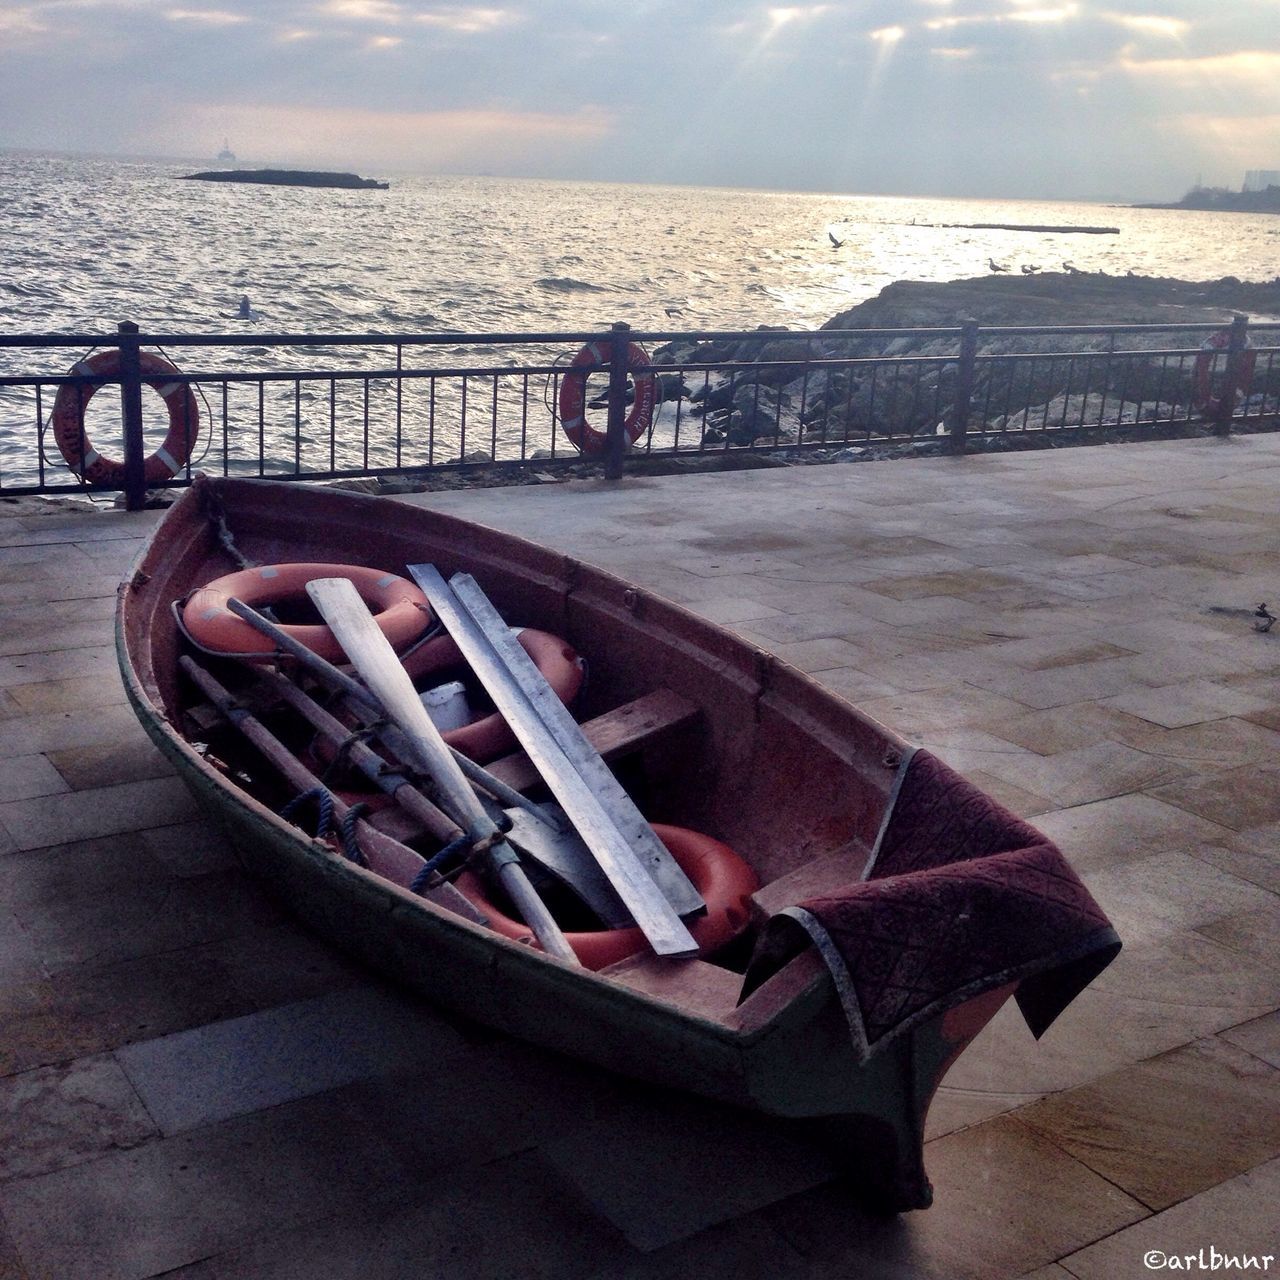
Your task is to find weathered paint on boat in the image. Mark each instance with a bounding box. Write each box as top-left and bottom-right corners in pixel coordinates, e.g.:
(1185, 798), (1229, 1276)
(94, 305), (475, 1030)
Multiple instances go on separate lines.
(116, 475), (1012, 1210)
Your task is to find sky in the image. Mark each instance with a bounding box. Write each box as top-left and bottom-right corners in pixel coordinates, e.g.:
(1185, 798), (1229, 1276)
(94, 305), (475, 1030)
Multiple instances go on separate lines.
(1, 0), (1277, 201)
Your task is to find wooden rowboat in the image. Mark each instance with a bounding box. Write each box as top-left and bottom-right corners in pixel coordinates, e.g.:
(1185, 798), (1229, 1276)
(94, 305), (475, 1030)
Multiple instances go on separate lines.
(116, 475), (1120, 1212)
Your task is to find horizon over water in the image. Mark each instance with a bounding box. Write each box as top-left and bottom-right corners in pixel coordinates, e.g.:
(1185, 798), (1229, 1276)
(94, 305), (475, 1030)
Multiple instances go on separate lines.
(2, 150), (1276, 489)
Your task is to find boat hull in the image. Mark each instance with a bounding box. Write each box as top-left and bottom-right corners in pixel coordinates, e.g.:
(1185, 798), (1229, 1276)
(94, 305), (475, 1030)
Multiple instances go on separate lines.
(116, 475), (1014, 1210)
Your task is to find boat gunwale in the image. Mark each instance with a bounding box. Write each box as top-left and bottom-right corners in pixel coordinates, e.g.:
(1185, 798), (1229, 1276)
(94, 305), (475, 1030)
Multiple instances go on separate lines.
(112, 476), (911, 1044)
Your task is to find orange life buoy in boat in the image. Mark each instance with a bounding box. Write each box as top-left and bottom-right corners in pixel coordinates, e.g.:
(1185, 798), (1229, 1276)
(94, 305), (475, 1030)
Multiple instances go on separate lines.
(181, 562), (431, 662)
(558, 339), (657, 455)
(1193, 328), (1256, 415)
(400, 626), (585, 763)
(456, 824), (760, 970)
(313, 626), (585, 773)
(51, 349), (201, 485)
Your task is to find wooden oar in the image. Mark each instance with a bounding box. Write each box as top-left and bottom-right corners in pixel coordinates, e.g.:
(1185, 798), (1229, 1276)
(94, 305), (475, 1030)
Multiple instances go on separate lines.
(177, 656), (484, 925)
(225, 596), (624, 922)
(304, 576), (580, 966)
(225, 596), (557, 831)
(409, 564), (700, 958)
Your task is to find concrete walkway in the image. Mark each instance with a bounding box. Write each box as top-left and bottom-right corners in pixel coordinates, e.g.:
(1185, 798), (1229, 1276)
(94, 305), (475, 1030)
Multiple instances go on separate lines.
(1, 435), (1277, 1279)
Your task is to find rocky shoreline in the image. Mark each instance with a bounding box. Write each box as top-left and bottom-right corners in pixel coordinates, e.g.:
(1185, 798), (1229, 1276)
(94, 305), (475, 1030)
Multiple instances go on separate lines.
(181, 169), (390, 190)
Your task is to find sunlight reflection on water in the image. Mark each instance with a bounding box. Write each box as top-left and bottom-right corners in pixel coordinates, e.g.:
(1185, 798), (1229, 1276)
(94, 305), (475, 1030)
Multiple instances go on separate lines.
(1, 152), (1275, 485)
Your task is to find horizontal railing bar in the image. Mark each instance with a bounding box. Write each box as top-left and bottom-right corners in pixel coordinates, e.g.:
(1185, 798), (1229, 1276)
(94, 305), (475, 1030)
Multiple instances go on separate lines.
(3, 319), (1277, 354)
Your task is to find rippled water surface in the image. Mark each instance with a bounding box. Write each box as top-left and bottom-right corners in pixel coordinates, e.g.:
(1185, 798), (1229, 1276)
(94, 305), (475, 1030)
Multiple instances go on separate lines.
(5, 152), (1276, 337)
(2, 151), (1276, 487)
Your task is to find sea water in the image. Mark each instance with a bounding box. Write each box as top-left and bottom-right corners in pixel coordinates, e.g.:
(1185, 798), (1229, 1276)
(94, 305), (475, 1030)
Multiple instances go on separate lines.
(2, 150), (1277, 486)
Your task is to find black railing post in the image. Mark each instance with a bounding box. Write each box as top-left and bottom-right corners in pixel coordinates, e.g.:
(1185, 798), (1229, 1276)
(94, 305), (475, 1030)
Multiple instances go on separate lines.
(604, 320), (631, 480)
(948, 319), (979, 455)
(118, 321), (147, 510)
(1214, 312), (1250, 438)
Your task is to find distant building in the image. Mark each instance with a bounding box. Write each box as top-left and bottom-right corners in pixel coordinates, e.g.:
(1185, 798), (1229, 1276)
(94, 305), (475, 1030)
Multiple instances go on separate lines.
(1243, 169), (1280, 191)
(216, 138), (236, 163)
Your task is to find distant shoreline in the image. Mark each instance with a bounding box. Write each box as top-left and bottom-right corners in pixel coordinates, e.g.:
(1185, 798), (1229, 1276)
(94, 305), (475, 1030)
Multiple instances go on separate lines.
(180, 168), (390, 191)
(1132, 189), (1280, 215)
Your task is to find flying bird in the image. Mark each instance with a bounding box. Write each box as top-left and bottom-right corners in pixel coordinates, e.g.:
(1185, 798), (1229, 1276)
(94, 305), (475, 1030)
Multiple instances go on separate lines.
(988, 258), (1010, 273)
(829, 231), (845, 249)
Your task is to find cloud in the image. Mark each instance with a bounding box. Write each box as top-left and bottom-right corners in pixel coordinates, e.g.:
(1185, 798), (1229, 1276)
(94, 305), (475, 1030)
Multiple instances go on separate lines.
(413, 6), (517, 32)
(165, 7), (250, 23)
(152, 101), (616, 173)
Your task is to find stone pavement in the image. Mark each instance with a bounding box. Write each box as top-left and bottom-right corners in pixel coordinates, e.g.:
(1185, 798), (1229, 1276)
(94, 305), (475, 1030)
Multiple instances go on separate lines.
(1, 434), (1277, 1279)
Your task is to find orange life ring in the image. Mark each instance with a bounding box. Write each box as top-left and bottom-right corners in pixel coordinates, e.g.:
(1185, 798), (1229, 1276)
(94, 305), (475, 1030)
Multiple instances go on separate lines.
(1193, 329), (1256, 415)
(51, 349), (201, 485)
(558, 339), (657, 455)
(401, 627), (585, 763)
(455, 823), (760, 969)
(312, 626), (585, 771)
(182, 562), (431, 662)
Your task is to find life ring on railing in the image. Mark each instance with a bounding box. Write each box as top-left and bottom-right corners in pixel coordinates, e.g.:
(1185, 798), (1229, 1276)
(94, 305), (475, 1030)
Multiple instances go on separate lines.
(1193, 329), (1256, 415)
(50, 349), (201, 486)
(182, 563), (431, 663)
(558, 339), (658, 455)
(455, 823), (760, 970)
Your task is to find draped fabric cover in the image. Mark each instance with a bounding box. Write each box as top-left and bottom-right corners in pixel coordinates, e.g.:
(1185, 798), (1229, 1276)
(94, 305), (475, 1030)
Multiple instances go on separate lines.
(742, 749), (1121, 1061)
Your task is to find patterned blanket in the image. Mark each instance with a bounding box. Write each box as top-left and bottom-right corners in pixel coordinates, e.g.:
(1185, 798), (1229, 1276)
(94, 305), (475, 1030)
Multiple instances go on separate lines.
(742, 749), (1121, 1061)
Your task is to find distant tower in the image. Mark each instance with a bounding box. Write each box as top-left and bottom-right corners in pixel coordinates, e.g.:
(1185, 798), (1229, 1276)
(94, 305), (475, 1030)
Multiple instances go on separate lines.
(216, 137), (236, 163)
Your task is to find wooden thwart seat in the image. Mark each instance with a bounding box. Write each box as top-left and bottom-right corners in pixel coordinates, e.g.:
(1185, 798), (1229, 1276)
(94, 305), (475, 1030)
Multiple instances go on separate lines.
(483, 687), (700, 791)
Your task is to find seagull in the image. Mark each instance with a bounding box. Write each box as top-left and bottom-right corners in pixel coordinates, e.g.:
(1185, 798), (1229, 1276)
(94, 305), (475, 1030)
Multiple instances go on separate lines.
(988, 258), (1010, 273)
(828, 231), (845, 249)
(1021, 263), (1041, 274)
(1063, 261), (1083, 275)
(664, 307), (683, 318)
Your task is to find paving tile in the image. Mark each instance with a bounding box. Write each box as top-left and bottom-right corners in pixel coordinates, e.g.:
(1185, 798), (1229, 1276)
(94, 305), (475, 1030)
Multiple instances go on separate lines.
(978, 740), (1188, 809)
(0, 1053), (158, 1181)
(124, 1152), (626, 1280)
(578, 1215), (806, 1280)
(945, 925), (1279, 1097)
(964, 656), (1159, 712)
(139, 818), (239, 877)
(1016, 1036), (1280, 1211)
(764, 1116), (1145, 1280)
(1188, 830), (1280, 894)
(115, 985), (471, 1135)
(0, 1085), (427, 1280)
(0, 940), (259, 1077)
(1029, 793), (1235, 874)
(15, 868), (281, 974)
(1119, 715), (1280, 774)
(1220, 1012), (1280, 1069)
(1149, 763), (1280, 832)
(1101, 677), (1273, 728)
(857, 684), (1030, 735)
(985, 636), (1137, 671)
(0, 644), (117, 689)
(0, 755), (67, 803)
(1079, 850), (1278, 945)
(0, 830), (174, 910)
(46, 736), (174, 789)
(0, 777), (199, 851)
(0, 700), (157, 759)
(540, 1089), (836, 1251)
(0, 904), (44, 987)
(1060, 1157), (1280, 1280)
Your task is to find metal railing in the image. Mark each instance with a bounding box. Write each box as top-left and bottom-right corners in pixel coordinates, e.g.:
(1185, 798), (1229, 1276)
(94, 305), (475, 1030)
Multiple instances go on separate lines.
(1, 315), (1275, 509)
